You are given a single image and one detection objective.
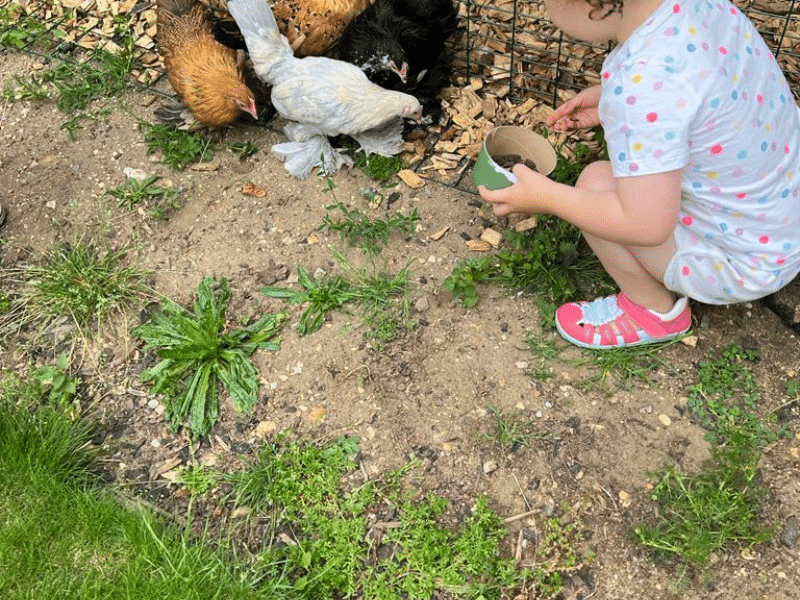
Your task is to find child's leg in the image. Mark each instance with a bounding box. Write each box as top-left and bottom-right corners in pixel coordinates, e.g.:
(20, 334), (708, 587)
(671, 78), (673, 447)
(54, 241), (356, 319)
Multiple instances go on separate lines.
(575, 161), (677, 312)
(554, 161), (691, 349)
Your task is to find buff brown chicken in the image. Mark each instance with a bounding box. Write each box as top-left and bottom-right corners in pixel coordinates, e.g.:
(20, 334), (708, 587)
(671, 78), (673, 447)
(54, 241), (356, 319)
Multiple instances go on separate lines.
(156, 0), (258, 130)
(269, 0), (373, 57)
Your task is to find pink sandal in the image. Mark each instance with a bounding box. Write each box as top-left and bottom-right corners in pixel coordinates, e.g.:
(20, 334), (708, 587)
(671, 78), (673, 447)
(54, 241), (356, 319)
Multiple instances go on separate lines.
(555, 293), (691, 349)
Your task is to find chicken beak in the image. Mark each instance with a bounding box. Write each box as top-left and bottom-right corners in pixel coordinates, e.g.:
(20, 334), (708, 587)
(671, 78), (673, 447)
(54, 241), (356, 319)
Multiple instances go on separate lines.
(246, 98), (258, 120)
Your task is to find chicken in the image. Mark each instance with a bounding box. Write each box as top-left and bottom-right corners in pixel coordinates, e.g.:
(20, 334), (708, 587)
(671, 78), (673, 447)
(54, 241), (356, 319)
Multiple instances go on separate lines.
(336, 0), (459, 123)
(227, 0), (422, 178)
(212, 0), (372, 58)
(155, 0), (258, 130)
(272, 0), (372, 57)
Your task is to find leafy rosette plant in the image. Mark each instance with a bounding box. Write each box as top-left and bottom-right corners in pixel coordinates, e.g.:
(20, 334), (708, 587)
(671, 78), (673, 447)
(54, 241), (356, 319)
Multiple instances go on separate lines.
(133, 277), (287, 438)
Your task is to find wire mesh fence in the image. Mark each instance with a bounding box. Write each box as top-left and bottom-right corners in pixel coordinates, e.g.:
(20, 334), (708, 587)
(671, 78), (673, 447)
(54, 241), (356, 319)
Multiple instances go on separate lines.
(2, 0), (800, 105)
(451, 0), (800, 106)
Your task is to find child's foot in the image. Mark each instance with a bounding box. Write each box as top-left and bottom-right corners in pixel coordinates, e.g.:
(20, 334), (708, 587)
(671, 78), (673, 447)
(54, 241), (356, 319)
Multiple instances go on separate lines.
(555, 293), (691, 349)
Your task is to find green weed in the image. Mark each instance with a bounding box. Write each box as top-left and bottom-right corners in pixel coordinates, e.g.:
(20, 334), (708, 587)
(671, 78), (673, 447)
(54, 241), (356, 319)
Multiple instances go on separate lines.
(339, 138), (407, 182)
(263, 266), (355, 336)
(263, 251), (412, 343)
(31, 351), (79, 409)
(1, 241), (152, 338)
(230, 141), (259, 159)
(107, 175), (180, 219)
(445, 216), (610, 312)
(687, 344), (792, 445)
(633, 427), (772, 567)
(139, 121), (214, 170)
(175, 464), (219, 496)
(132, 277), (288, 438)
(634, 343), (789, 569)
(229, 435), (535, 599)
(319, 201), (419, 255)
(0, 5), (49, 50)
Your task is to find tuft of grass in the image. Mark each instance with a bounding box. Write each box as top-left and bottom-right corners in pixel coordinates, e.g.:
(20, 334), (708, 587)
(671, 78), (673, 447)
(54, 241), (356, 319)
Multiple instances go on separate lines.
(633, 343), (790, 569)
(132, 277), (288, 439)
(687, 344), (793, 445)
(0, 370), (99, 485)
(139, 121), (214, 170)
(107, 175), (180, 219)
(445, 216), (611, 313)
(1, 241), (152, 338)
(579, 336), (682, 391)
(263, 251), (412, 343)
(319, 201), (419, 255)
(483, 404), (539, 454)
(228, 435), (529, 600)
(633, 427), (772, 567)
(524, 333), (560, 380)
(0, 371), (292, 600)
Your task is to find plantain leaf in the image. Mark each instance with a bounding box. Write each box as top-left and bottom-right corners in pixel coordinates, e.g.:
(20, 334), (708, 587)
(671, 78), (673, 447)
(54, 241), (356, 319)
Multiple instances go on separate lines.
(133, 277), (287, 438)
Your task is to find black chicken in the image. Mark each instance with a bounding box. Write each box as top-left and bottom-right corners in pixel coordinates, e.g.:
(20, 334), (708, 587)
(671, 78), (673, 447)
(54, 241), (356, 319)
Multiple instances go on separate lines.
(336, 0), (460, 124)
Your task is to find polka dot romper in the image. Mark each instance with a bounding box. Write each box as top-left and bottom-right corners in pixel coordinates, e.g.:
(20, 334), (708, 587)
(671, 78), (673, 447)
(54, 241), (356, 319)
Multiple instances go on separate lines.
(600, 0), (800, 304)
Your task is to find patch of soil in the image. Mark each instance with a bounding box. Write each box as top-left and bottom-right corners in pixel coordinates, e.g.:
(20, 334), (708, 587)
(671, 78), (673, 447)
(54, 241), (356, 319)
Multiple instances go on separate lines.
(1, 49), (799, 599)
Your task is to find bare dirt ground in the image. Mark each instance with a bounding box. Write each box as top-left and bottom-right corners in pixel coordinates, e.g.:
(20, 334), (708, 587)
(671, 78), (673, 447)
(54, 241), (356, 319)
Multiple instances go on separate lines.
(1, 48), (799, 599)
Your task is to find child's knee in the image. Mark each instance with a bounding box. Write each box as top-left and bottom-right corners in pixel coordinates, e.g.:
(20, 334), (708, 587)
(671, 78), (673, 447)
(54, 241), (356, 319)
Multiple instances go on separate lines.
(576, 160), (615, 193)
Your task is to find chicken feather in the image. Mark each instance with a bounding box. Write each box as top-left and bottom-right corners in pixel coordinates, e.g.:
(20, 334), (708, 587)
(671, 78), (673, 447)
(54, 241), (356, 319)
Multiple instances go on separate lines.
(156, 0), (257, 129)
(271, 0), (372, 57)
(227, 0), (422, 177)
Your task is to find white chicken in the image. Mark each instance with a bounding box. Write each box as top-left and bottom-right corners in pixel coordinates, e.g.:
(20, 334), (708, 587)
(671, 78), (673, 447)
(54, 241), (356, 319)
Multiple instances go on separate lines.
(227, 0), (423, 178)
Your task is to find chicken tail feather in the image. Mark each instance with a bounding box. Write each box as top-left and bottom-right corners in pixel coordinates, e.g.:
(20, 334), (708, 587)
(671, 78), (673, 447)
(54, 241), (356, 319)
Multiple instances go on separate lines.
(271, 136), (354, 179)
(156, 0), (195, 18)
(227, 0), (291, 83)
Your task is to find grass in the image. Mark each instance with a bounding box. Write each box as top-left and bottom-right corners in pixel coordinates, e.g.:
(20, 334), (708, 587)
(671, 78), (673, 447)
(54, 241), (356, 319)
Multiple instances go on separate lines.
(132, 277), (288, 439)
(0, 367), (588, 600)
(319, 200), (419, 255)
(633, 343), (793, 569)
(139, 121), (215, 170)
(107, 175), (180, 219)
(444, 216), (612, 315)
(226, 434), (576, 600)
(1, 21), (138, 138)
(0, 372), (291, 600)
(579, 336), (683, 391)
(483, 404), (543, 454)
(0, 241), (152, 339)
(263, 250), (413, 343)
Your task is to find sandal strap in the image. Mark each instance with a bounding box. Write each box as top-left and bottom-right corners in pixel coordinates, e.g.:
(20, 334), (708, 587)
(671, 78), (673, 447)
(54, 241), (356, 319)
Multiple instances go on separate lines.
(617, 293), (690, 338)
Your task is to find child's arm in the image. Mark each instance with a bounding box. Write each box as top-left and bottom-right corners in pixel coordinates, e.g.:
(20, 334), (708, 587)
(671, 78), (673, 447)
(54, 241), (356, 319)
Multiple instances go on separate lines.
(479, 162), (681, 247)
(546, 85), (602, 131)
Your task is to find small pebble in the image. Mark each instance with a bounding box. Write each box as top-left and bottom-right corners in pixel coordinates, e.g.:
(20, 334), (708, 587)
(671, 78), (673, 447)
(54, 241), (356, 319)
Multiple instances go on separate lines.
(781, 515), (799, 547)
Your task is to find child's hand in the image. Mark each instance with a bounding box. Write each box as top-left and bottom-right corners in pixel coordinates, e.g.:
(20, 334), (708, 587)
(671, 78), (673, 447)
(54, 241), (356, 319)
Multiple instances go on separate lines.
(546, 85), (602, 132)
(478, 164), (553, 217)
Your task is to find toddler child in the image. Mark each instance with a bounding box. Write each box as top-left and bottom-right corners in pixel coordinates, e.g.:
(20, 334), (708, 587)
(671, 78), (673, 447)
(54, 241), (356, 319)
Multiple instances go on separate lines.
(479, 0), (800, 349)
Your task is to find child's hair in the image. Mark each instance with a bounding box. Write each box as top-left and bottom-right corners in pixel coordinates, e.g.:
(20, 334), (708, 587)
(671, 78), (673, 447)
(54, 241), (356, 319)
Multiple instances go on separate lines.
(587, 0), (623, 19)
